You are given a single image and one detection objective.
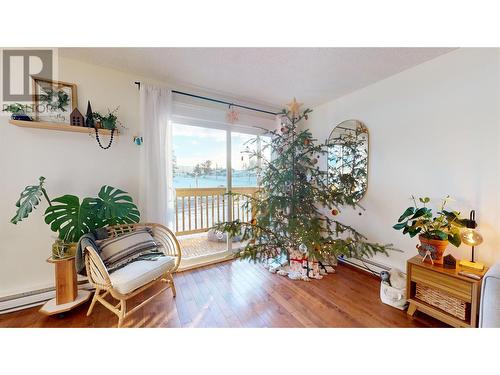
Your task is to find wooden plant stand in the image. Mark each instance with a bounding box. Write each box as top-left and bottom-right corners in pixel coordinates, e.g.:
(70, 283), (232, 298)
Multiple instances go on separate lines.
(39, 256), (91, 316)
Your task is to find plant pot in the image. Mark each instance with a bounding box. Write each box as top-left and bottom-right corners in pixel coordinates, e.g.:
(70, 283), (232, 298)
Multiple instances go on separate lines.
(416, 235), (448, 265)
(101, 118), (116, 130)
(52, 240), (77, 259)
(11, 113), (32, 121)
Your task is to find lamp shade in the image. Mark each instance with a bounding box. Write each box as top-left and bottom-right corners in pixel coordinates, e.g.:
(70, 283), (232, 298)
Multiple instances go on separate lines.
(460, 228), (483, 247)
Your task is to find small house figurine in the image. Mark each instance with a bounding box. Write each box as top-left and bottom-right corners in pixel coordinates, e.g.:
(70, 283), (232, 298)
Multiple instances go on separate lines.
(443, 254), (457, 269)
(70, 108), (85, 126)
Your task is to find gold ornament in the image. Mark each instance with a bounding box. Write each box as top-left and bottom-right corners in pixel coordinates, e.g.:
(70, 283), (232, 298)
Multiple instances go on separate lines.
(286, 97), (303, 116)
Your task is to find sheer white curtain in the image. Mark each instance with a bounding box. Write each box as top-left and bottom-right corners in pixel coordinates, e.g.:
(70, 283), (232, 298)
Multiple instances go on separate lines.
(139, 84), (174, 228)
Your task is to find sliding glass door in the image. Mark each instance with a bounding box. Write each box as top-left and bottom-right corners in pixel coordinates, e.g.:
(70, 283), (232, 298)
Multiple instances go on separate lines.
(230, 132), (261, 250)
(172, 122), (268, 268)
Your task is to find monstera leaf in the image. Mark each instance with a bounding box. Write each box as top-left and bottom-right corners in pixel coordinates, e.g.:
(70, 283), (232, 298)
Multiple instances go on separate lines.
(12, 178), (141, 243)
(11, 177), (50, 224)
(44, 195), (102, 243)
(92, 185), (140, 225)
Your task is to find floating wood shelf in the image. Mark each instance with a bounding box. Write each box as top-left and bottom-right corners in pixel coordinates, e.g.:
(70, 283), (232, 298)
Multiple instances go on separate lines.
(9, 120), (116, 135)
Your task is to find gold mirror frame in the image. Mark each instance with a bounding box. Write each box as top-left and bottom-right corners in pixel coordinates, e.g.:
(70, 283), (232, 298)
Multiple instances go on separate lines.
(327, 119), (369, 203)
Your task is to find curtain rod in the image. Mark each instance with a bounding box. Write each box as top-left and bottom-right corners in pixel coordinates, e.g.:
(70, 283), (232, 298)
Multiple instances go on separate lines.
(134, 81), (278, 116)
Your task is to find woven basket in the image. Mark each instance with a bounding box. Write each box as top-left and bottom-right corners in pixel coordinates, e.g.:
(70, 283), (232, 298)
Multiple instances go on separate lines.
(415, 284), (467, 321)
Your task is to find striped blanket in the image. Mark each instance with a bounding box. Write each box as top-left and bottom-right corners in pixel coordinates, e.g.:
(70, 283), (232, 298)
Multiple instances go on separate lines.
(76, 228), (165, 275)
(99, 229), (164, 273)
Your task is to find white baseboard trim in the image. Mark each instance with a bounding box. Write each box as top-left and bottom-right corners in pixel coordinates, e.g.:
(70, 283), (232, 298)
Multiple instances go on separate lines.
(0, 281), (92, 315)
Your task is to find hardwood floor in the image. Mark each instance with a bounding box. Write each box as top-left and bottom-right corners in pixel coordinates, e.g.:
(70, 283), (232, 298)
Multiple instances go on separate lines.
(0, 260), (445, 328)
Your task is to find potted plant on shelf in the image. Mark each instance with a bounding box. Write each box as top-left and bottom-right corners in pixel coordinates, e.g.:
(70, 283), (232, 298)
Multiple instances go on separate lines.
(3, 103), (32, 121)
(393, 196), (466, 265)
(93, 107), (120, 130)
(11, 177), (140, 259)
(91, 107), (121, 149)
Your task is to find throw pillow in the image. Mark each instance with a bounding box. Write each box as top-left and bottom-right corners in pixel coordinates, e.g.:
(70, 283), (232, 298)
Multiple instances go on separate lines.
(98, 229), (161, 273)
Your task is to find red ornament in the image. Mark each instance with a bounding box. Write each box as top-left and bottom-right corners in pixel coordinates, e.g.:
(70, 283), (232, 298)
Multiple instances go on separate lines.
(331, 209), (339, 216)
(304, 138), (310, 146)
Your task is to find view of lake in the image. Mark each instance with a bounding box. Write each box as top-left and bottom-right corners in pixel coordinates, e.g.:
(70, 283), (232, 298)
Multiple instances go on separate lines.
(174, 173), (257, 188)
(172, 122), (267, 189)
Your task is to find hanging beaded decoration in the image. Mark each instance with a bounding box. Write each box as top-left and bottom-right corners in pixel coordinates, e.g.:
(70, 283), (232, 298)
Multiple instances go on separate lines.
(94, 128), (115, 149)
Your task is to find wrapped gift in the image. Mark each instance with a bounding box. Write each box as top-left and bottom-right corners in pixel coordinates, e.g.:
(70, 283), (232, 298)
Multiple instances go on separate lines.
(304, 259), (322, 280)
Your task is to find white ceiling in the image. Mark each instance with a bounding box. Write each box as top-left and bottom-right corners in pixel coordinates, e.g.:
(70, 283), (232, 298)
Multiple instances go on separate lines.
(60, 48), (456, 109)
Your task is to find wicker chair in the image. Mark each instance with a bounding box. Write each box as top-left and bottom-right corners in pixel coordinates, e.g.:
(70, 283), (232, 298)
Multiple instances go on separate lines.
(84, 223), (181, 327)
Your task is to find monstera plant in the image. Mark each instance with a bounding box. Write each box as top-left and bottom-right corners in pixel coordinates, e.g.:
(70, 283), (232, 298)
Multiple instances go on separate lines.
(11, 177), (140, 257)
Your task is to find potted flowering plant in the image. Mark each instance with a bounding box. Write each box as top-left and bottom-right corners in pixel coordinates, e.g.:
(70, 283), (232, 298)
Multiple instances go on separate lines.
(393, 196), (466, 264)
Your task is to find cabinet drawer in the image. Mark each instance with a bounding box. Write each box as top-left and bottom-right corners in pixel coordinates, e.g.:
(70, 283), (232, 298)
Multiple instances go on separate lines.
(411, 266), (472, 302)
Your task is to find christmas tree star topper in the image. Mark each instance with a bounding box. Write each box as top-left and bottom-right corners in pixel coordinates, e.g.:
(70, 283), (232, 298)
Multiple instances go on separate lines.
(286, 97), (303, 116)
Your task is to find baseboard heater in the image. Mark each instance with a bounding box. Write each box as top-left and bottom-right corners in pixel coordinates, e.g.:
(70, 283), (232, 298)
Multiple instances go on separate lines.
(337, 255), (391, 277)
(0, 281), (92, 315)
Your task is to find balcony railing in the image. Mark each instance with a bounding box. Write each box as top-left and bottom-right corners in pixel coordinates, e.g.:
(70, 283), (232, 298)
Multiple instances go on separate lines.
(174, 187), (258, 236)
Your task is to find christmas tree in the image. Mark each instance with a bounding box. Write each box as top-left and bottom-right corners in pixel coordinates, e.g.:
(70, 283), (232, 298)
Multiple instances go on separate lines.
(214, 98), (391, 279)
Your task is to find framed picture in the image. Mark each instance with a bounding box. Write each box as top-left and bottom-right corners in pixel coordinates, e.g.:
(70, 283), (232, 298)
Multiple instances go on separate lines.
(32, 76), (77, 123)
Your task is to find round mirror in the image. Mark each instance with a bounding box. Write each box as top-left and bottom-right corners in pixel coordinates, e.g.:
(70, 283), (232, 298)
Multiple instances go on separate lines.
(327, 119), (369, 203)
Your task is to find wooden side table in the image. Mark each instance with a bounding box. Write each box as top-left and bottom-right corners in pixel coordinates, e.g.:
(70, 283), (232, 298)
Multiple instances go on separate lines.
(406, 256), (487, 327)
(39, 256), (91, 315)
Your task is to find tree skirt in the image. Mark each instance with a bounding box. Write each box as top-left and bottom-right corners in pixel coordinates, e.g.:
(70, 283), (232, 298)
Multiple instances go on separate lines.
(264, 250), (336, 281)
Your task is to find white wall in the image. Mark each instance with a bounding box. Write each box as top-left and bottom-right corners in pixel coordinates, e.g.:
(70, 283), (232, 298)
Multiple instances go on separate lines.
(0, 57), (144, 296)
(306, 48), (500, 270)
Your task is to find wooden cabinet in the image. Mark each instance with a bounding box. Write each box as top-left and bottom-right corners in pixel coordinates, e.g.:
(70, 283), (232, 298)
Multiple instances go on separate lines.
(406, 256), (487, 327)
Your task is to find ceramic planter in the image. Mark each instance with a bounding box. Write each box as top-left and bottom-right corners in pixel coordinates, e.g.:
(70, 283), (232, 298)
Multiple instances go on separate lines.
(416, 235), (448, 265)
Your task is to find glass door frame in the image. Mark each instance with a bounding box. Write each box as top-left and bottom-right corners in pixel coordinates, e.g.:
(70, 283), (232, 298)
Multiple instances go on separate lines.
(171, 116), (268, 258)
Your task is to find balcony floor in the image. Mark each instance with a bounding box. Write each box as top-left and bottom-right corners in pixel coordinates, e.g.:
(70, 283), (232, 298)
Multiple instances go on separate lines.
(178, 232), (230, 258)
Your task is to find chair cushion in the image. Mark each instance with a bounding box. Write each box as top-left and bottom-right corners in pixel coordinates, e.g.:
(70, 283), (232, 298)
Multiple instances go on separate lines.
(98, 229), (160, 273)
(109, 256), (175, 295)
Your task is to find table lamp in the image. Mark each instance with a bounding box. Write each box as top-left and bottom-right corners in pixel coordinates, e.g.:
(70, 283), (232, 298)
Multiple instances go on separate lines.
(459, 210), (484, 271)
